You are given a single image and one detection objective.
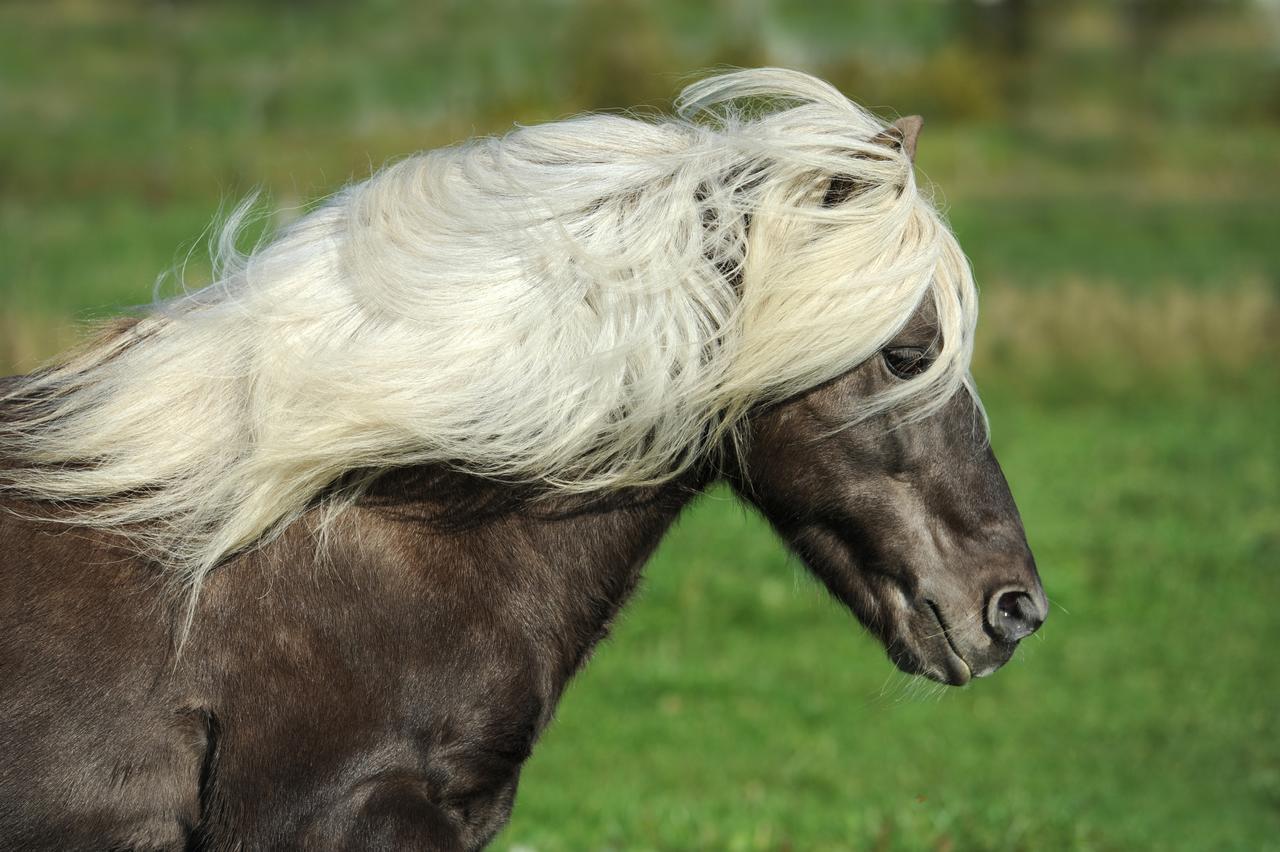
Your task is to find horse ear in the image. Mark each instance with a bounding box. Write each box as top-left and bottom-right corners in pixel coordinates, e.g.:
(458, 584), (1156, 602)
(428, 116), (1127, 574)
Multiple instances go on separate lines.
(822, 115), (924, 207)
(873, 115), (923, 163)
(893, 115), (923, 161)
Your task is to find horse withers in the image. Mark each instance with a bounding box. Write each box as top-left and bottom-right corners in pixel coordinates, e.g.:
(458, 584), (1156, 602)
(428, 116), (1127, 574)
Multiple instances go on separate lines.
(0, 69), (1045, 850)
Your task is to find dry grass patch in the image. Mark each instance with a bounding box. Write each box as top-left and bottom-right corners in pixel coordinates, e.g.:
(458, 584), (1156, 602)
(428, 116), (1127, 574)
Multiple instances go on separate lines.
(975, 281), (1278, 385)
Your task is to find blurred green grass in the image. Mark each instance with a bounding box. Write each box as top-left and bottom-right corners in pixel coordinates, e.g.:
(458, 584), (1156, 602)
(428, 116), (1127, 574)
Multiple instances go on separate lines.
(2, 1), (1278, 849)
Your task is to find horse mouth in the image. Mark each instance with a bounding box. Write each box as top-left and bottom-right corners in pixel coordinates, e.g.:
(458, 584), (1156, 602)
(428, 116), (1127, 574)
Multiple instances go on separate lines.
(921, 599), (972, 686)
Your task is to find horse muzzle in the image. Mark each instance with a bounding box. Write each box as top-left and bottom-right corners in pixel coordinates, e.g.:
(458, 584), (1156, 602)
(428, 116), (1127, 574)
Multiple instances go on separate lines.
(892, 577), (1048, 686)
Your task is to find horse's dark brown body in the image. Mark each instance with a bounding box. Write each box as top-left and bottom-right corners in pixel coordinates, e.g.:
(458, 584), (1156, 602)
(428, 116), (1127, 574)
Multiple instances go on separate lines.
(0, 467), (706, 850)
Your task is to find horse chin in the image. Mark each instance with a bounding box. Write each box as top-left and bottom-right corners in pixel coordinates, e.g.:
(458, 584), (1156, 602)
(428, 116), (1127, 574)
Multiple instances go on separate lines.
(884, 600), (976, 687)
(889, 641), (972, 687)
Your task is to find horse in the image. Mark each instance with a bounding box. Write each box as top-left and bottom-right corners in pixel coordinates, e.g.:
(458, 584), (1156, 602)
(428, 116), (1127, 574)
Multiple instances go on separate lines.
(0, 68), (1046, 850)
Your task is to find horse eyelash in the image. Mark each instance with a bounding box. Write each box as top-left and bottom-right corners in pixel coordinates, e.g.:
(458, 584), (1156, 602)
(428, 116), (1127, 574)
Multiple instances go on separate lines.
(883, 347), (932, 379)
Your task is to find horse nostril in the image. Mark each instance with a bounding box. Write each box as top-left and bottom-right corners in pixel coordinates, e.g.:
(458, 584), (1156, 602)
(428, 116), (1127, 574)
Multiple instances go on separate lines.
(986, 587), (1045, 644)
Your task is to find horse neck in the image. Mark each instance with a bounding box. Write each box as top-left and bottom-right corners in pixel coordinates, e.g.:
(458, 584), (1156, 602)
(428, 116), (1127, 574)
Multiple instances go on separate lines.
(331, 466), (710, 681)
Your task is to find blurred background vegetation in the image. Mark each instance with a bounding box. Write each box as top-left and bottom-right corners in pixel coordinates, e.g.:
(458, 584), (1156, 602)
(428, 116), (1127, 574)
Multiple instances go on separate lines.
(1, 1), (1277, 849)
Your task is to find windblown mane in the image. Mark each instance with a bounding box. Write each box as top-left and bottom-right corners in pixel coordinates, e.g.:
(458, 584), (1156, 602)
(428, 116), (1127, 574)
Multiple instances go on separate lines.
(0, 69), (977, 602)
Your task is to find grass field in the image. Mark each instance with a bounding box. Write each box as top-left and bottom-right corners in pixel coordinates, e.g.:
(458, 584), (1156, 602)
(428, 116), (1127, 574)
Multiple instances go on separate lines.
(2, 2), (1278, 849)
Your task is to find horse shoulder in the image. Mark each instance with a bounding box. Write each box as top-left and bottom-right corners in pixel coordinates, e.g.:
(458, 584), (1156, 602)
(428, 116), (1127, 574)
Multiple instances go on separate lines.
(0, 509), (207, 851)
(185, 518), (545, 850)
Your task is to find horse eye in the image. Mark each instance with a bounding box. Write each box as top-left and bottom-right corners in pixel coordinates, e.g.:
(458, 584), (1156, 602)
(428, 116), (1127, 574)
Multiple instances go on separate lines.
(882, 346), (931, 379)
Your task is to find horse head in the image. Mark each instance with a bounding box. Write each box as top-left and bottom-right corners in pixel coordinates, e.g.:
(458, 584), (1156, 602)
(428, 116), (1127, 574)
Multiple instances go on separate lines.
(730, 117), (1045, 685)
(733, 296), (1044, 685)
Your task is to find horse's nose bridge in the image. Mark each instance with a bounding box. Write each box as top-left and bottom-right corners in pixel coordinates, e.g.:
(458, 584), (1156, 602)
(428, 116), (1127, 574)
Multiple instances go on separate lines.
(945, 515), (1039, 586)
(1004, 534), (1046, 608)
(995, 543), (1044, 606)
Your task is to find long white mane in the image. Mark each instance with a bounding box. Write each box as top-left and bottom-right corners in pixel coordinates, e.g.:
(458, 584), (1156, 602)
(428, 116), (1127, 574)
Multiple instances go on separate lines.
(1, 69), (977, 597)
